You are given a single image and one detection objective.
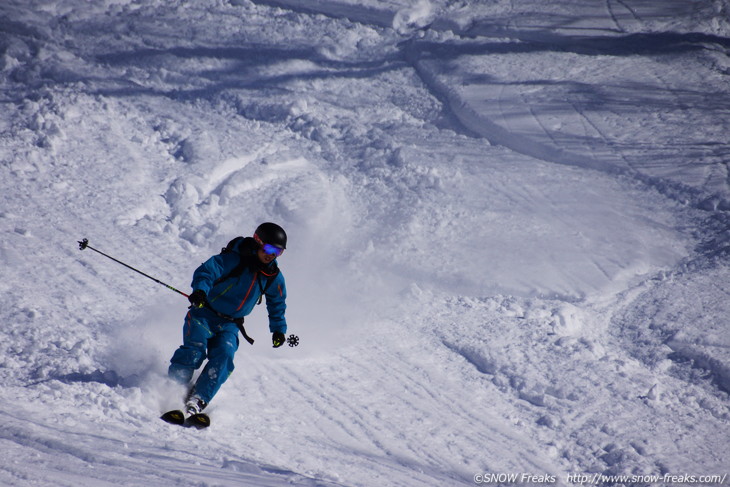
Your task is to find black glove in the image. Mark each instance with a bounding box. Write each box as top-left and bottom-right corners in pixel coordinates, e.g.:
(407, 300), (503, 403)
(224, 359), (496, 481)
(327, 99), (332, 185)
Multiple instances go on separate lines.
(188, 290), (207, 309)
(272, 331), (286, 348)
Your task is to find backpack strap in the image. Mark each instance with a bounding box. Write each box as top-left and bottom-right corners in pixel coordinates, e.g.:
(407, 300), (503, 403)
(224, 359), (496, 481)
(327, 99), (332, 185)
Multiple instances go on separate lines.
(201, 304), (255, 345)
(255, 262), (280, 305)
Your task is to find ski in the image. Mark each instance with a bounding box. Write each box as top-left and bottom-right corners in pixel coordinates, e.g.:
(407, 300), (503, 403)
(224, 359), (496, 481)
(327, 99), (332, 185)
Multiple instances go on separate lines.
(160, 409), (211, 428)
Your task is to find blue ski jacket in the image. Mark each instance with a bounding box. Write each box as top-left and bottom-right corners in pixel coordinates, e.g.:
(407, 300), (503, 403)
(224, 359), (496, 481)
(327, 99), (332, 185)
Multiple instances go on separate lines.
(190, 247), (287, 335)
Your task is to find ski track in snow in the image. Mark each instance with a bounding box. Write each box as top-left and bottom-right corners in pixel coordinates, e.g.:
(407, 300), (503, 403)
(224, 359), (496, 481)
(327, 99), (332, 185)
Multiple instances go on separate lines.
(1, 0), (729, 485)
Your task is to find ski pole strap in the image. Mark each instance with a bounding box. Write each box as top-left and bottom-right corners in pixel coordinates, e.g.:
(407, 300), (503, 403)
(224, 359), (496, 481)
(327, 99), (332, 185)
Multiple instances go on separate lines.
(202, 304), (255, 345)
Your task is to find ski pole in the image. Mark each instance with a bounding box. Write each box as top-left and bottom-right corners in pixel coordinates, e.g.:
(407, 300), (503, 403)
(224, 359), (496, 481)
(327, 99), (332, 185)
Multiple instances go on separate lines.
(78, 238), (299, 347)
(77, 238), (189, 298)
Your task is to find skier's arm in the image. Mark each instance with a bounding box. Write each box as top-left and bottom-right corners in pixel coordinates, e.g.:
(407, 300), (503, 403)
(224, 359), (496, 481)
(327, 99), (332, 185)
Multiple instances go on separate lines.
(190, 253), (238, 296)
(265, 272), (287, 334)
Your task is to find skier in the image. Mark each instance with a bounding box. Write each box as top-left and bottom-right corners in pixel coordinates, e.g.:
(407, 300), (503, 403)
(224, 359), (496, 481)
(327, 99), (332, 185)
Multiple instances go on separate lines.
(166, 222), (288, 420)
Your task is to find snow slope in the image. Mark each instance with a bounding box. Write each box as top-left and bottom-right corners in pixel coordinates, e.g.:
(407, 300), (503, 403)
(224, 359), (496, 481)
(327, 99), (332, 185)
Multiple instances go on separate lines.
(1, 0), (729, 485)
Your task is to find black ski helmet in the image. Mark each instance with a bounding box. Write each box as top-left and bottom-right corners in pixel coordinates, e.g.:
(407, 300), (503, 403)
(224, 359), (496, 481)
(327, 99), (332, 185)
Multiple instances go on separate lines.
(254, 222), (287, 249)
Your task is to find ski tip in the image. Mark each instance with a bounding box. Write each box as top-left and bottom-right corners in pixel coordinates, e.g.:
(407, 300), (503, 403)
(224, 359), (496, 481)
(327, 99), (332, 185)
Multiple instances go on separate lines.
(161, 410), (185, 425)
(187, 413), (211, 429)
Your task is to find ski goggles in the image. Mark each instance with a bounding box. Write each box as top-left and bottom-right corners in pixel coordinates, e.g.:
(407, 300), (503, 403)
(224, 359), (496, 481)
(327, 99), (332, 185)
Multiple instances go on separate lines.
(261, 243), (284, 257)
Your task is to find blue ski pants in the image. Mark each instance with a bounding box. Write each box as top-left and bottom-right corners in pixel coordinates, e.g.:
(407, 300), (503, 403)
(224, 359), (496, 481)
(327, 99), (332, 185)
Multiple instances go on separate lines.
(168, 307), (240, 404)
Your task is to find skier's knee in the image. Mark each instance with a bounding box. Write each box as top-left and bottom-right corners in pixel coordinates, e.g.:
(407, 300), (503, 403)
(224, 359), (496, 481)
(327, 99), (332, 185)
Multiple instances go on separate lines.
(208, 335), (238, 361)
(170, 344), (206, 368)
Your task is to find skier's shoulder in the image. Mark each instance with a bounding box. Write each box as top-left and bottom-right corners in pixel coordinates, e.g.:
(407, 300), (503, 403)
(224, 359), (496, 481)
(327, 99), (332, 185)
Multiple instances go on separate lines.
(225, 236), (258, 256)
(210, 236), (257, 266)
(201, 248), (237, 268)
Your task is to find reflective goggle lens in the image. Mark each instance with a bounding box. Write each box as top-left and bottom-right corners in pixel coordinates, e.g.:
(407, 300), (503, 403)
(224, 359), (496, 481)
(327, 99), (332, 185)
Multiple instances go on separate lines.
(262, 243), (284, 257)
